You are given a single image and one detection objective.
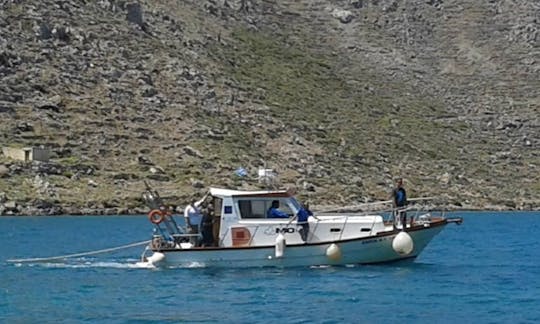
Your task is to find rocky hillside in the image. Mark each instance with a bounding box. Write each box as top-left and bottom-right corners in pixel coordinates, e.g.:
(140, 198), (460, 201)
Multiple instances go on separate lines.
(0, 0), (538, 215)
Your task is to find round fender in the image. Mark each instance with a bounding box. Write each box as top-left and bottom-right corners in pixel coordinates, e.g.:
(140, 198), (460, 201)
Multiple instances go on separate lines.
(275, 233), (286, 258)
(392, 231), (414, 255)
(326, 243), (342, 261)
(147, 252), (165, 265)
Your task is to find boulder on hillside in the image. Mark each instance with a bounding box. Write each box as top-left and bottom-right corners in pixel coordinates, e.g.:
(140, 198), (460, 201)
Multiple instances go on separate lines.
(147, 174), (170, 181)
(138, 155), (153, 165)
(191, 178), (205, 189)
(331, 9), (353, 23)
(183, 146), (204, 158)
(0, 165), (9, 178)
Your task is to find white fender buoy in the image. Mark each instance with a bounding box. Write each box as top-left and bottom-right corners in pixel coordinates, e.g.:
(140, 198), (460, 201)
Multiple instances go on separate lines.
(147, 252), (165, 265)
(326, 243), (342, 261)
(275, 233), (286, 258)
(392, 231), (414, 255)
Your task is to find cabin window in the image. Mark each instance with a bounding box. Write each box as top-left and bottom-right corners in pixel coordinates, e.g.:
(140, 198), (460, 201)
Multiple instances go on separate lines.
(238, 200), (254, 218)
(237, 199), (294, 219)
(238, 200), (265, 218)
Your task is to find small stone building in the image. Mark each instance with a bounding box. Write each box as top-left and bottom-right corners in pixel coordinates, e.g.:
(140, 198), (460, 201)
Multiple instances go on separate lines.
(2, 147), (51, 162)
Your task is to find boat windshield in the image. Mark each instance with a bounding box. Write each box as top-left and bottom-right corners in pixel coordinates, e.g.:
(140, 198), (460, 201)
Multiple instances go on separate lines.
(289, 197), (301, 211)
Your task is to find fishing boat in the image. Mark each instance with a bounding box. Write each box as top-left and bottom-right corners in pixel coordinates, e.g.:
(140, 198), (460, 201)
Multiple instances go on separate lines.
(140, 184), (462, 268)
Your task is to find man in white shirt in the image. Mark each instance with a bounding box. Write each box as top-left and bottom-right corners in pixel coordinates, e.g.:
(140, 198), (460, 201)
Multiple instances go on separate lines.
(184, 193), (209, 245)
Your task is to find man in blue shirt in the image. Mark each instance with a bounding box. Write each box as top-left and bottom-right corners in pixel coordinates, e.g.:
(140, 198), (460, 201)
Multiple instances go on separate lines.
(393, 178), (407, 207)
(297, 202), (314, 242)
(267, 200), (289, 218)
(391, 178), (408, 229)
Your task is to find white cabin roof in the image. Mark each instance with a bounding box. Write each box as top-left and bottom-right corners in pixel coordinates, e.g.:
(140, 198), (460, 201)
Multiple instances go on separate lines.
(209, 187), (292, 199)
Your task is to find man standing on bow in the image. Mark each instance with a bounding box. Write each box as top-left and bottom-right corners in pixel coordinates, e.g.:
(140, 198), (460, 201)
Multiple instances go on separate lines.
(391, 177), (408, 230)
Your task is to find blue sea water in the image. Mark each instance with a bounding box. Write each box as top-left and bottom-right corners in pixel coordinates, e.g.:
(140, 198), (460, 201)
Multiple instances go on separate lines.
(1, 211), (539, 323)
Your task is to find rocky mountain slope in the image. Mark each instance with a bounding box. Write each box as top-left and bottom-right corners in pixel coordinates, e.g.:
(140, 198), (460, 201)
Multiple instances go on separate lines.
(0, 0), (538, 215)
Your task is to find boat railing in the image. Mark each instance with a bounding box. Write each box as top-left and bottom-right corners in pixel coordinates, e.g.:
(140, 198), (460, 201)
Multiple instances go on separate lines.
(151, 213), (188, 240)
(247, 226), (259, 246)
(367, 216), (378, 235)
(215, 199), (446, 247)
(150, 232), (202, 249)
(383, 204), (448, 228)
(309, 220), (319, 241)
(313, 198), (445, 228)
(338, 215), (348, 241)
(217, 206), (448, 247)
(219, 227), (230, 247)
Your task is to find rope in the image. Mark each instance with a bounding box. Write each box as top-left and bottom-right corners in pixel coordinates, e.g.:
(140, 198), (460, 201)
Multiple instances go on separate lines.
(6, 240), (151, 263)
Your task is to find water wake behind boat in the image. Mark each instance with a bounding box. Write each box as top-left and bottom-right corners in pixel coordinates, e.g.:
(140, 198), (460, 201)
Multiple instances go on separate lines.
(10, 257), (156, 269)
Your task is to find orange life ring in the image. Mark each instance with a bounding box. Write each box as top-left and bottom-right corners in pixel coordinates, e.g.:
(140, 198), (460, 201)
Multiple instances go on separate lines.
(148, 209), (165, 224)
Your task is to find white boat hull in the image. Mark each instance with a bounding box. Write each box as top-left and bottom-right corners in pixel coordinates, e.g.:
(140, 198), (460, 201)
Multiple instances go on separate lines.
(148, 222), (447, 268)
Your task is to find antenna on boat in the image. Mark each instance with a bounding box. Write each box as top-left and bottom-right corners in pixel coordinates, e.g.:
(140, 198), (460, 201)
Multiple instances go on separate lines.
(258, 166), (277, 190)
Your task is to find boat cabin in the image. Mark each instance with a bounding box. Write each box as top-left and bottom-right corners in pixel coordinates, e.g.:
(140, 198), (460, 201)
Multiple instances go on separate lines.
(147, 187), (389, 250)
(192, 188), (386, 248)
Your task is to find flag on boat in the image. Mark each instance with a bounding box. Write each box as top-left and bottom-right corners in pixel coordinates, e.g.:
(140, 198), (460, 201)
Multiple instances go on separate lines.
(234, 167), (248, 177)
